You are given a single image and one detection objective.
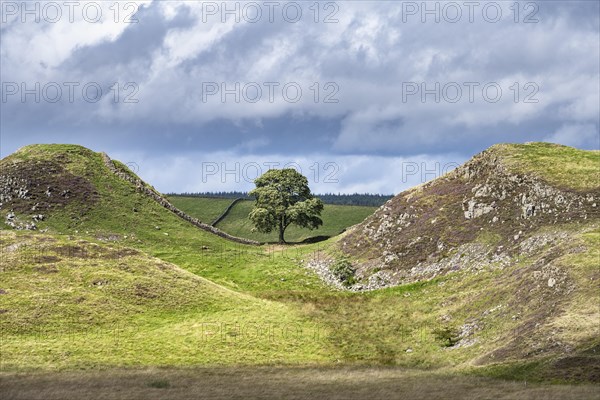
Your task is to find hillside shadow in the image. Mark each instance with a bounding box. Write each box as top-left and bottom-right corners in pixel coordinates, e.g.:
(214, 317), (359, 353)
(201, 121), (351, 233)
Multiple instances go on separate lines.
(262, 235), (332, 245)
(300, 235), (332, 244)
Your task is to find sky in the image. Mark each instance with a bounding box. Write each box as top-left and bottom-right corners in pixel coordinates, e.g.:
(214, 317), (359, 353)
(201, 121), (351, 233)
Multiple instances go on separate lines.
(1, 0), (599, 194)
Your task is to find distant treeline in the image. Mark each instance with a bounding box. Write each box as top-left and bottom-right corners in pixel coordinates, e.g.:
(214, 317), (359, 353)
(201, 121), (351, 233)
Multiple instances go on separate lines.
(311, 193), (394, 206)
(167, 192), (394, 207)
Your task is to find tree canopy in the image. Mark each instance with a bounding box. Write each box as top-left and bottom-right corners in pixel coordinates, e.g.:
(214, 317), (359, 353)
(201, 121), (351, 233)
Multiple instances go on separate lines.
(248, 169), (324, 243)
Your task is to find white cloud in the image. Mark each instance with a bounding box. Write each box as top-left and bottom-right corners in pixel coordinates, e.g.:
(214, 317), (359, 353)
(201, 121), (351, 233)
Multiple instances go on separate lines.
(1, 1), (153, 77)
(108, 149), (465, 195)
(543, 123), (599, 149)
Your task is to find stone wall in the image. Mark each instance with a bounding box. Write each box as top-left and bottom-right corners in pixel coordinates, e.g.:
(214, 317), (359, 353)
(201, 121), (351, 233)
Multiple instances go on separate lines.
(101, 153), (261, 246)
(211, 198), (246, 226)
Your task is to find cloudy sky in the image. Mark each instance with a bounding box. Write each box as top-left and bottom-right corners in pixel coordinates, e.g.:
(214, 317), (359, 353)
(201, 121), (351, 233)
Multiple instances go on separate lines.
(1, 1), (598, 194)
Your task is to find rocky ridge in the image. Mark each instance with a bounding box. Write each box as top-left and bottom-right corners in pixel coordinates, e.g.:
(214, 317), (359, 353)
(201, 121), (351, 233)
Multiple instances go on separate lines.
(321, 144), (598, 290)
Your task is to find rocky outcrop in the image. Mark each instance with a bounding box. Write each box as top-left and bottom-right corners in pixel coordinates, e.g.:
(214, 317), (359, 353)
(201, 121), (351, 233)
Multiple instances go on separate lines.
(0, 154), (99, 223)
(455, 150), (593, 224)
(304, 256), (347, 290)
(335, 145), (599, 289)
(100, 153), (260, 246)
(0, 175), (30, 205)
(4, 211), (42, 230)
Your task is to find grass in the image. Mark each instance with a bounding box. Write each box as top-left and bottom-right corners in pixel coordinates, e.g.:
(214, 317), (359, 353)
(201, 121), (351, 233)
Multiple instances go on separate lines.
(495, 142), (600, 191)
(167, 197), (235, 225)
(2, 367), (599, 400)
(4, 224), (597, 381)
(0, 231), (330, 370)
(211, 199), (376, 243)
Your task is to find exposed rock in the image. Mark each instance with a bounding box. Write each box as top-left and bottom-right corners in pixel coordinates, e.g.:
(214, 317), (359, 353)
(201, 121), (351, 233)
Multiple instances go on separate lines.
(337, 144), (598, 290)
(464, 199), (495, 219)
(4, 211), (38, 230)
(305, 257), (345, 290)
(0, 156), (99, 218)
(451, 322), (482, 348)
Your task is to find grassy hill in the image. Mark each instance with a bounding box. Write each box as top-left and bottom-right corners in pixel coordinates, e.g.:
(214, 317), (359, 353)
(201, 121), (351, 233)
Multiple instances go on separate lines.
(331, 142), (600, 379)
(169, 196), (377, 243)
(1, 142), (599, 396)
(339, 142), (599, 286)
(0, 230), (328, 370)
(495, 142), (599, 190)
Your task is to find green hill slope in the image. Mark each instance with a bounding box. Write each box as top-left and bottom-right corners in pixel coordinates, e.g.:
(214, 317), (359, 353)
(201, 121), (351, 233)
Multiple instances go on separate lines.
(0, 145), (334, 370)
(496, 142), (599, 190)
(0, 144), (257, 244)
(0, 230), (328, 370)
(322, 142), (600, 380)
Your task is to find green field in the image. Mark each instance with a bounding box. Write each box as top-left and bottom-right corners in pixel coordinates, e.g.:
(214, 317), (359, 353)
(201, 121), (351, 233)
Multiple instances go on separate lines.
(170, 196), (377, 243)
(167, 196), (234, 224)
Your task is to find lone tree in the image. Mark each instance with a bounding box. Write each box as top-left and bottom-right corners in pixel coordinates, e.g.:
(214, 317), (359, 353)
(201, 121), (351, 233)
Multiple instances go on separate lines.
(249, 169), (324, 244)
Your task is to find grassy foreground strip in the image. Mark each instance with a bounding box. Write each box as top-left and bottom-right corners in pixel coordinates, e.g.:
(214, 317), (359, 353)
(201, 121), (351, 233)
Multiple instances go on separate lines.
(1, 367), (597, 400)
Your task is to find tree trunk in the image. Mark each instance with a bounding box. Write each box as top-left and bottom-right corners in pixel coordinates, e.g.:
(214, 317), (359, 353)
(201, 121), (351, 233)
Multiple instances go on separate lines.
(278, 216), (286, 244)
